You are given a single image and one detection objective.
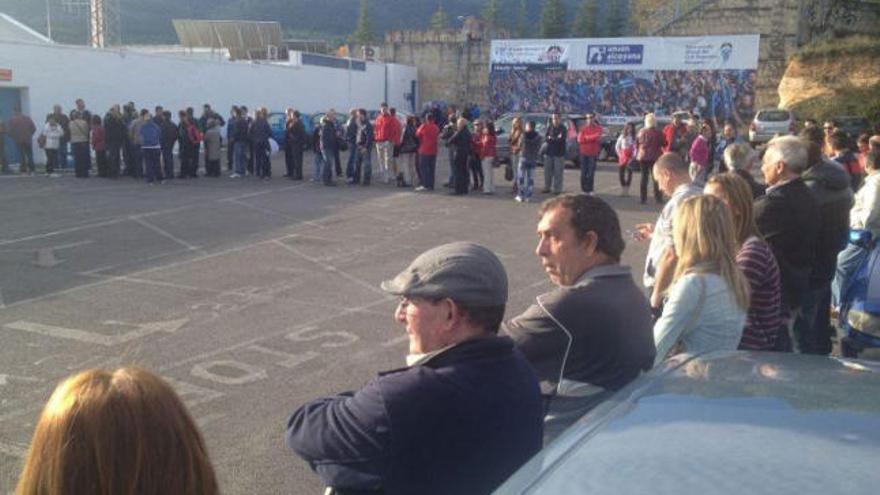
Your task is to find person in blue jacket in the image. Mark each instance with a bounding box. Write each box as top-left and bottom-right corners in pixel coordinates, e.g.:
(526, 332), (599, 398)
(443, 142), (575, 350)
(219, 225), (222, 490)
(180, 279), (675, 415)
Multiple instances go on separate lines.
(286, 242), (544, 495)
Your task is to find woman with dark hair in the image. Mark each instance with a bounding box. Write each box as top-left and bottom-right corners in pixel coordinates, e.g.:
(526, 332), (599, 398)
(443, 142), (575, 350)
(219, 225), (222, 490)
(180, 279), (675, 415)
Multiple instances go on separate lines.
(615, 121), (636, 196)
(16, 367), (219, 495)
(399, 115), (419, 187)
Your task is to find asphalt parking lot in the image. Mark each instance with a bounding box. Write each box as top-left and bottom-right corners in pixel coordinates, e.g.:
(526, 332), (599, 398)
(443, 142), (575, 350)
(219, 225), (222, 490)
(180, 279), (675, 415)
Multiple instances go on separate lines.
(0, 152), (670, 494)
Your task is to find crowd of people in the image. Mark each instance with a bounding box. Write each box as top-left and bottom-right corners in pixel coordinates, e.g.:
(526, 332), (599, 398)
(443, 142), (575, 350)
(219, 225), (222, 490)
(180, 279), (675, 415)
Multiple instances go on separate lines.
(7, 94), (880, 494)
(14, 124), (880, 495)
(489, 68), (757, 129)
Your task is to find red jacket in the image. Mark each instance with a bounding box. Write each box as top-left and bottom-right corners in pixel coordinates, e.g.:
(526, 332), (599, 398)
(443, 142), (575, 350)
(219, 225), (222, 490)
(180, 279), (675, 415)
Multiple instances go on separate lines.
(416, 122), (440, 155)
(471, 133), (483, 157)
(662, 123), (685, 153)
(374, 114), (396, 143)
(91, 125), (106, 151)
(480, 133), (496, 159)
(577, 123), (603, 156)
(388, 117), (402, 146)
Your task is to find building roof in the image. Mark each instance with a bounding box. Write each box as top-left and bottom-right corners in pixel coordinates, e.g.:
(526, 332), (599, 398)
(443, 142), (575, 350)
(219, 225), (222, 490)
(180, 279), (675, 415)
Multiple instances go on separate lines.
(0, 13), (52, 44)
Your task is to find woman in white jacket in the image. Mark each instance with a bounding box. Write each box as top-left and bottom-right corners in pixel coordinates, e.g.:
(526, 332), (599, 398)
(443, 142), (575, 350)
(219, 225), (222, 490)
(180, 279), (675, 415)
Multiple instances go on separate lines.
(42, 117), (64, 177)
(653, 194), (751, 366)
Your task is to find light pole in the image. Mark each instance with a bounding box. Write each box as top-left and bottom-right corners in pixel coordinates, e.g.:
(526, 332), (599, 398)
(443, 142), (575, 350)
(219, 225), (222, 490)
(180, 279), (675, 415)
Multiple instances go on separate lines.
(45, 0), (52, 41)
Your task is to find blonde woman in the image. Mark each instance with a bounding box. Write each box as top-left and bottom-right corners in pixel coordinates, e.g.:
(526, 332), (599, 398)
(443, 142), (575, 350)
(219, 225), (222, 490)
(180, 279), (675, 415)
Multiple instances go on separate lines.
(16, 367), (218, 495)
(653, 195), (750, 366)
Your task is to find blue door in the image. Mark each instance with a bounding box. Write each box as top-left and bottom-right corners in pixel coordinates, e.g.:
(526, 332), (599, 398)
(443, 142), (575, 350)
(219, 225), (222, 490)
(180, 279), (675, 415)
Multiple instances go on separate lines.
(0, 88), (22, 165)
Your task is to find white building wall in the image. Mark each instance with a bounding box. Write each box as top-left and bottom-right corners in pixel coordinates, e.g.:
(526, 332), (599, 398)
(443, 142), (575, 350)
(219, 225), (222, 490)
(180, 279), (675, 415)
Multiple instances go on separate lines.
(385, 63), (419, 115)
(0, 40), (417, 163)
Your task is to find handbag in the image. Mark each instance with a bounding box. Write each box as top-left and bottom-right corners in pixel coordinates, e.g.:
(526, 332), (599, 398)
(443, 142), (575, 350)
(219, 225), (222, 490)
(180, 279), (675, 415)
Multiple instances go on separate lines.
(37, 134), (46, 149)
(504, 162), (514, 181)
(627, 157), (641, 172)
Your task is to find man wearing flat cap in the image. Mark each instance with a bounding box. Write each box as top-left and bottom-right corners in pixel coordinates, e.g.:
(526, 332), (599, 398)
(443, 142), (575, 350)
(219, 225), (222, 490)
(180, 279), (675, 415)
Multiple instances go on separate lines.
(286, 242), (543, 495)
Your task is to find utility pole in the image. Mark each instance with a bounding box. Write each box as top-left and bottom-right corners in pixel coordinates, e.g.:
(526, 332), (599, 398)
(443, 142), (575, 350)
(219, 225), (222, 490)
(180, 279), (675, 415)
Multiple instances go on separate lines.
(45, 0), (52, 41)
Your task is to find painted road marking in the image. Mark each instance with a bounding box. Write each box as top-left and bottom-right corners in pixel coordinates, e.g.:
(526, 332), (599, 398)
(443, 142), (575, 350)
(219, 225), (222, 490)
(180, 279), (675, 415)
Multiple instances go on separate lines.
(3, 318), (188, 346)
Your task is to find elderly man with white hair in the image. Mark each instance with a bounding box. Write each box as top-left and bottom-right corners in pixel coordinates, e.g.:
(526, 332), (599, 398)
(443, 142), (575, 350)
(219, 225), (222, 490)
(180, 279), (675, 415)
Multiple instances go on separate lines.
(724, 143), (765, 198)
(754, 136), (821, 331)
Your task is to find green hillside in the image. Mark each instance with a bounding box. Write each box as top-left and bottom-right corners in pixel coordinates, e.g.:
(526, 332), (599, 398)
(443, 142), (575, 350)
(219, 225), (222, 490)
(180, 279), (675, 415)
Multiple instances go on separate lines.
(0, 0), (626, 45)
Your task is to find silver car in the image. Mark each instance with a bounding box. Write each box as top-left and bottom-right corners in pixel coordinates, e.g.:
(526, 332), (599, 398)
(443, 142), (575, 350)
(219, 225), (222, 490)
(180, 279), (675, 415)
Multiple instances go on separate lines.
(749, 108), (795, 145)
(495, 351), (880, 494)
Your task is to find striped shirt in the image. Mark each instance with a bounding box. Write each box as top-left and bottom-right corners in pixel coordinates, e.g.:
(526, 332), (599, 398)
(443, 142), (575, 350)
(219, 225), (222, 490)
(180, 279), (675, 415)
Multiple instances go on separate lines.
(736, 236), (784, 350)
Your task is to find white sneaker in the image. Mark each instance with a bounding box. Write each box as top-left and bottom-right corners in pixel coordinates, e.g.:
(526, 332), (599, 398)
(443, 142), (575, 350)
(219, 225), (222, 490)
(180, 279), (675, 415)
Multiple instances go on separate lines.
(415, 186), (427, 192)
(515, 195), (523, 202)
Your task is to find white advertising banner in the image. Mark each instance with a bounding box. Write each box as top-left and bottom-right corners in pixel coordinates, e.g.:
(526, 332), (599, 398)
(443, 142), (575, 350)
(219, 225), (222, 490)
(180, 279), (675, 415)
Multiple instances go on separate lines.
(489, 35), (761, 123)
(491, 35), (759, 71)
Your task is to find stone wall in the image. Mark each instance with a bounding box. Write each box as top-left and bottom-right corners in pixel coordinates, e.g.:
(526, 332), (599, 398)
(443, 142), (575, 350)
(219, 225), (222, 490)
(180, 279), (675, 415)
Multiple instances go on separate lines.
(654, 0), (801, 108)
(653, 0), (880, 108)
(382, 18), (505, 109)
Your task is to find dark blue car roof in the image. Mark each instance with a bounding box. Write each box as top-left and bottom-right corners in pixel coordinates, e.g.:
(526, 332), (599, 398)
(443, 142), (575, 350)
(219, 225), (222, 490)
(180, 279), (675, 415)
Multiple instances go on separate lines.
(496, 351), (880, 494)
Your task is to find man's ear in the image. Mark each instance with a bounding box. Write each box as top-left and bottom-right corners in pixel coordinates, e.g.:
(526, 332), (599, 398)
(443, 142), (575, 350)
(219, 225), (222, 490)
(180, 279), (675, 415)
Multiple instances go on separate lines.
(443, 298), (463, 331)
(581, 231), (599, 257)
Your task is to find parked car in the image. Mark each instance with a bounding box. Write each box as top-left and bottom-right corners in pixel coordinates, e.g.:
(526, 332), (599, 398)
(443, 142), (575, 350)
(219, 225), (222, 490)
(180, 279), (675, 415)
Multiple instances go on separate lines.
(834, 115), (871, 140)
(494, 113), (614, 167)
(749, 108), (796, 146)
(495, 350), (880, 494)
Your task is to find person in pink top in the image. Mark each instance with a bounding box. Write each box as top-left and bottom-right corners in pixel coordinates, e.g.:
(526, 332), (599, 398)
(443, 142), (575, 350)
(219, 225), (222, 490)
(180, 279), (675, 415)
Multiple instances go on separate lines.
(480, 121), (497, 194)
(415, 114), (440, 191)
(577, 113), (603, 194)
(688, 123), (711, 184)
(90, 115), (107, 177)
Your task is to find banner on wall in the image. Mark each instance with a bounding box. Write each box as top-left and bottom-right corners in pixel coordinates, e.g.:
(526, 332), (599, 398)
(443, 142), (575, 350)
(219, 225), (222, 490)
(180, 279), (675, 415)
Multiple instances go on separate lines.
(489, 35), (761, 123)
(490, 43), (571, 71)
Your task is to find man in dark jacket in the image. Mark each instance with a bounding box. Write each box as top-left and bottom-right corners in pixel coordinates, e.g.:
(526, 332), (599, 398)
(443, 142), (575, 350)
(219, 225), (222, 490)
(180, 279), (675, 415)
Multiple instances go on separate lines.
(8, 108), (36, 175)
(286, 110), (307, 180)
(287, 242), (543, 495)
(103, 106), (127, 178)
(543, 113), (567, 194)
(797, 129), (853, 354)
(344, 108), (359, 181)
(319, 112), (339, 186)
(504, 194), (655, 443)
(755, 136), (821, 332)
(353, 108), (374, 185)
(159, 111), (178, 180)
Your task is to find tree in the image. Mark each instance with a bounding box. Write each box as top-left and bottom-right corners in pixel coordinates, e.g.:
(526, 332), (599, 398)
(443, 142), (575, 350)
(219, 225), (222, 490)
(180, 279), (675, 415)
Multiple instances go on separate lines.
(430, 2), (450, 29)
(607, 0), (628, 37)
(351, 0), (376, 44)
(515, 0), (530, 38)
(572, 0), (599, 38)
(482, 0), (502, 28)
(540, 0), (568, 39)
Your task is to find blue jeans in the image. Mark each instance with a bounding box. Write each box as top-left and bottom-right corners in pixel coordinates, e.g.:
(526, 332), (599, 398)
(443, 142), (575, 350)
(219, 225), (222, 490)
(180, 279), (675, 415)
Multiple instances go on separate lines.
(322, 149), (335, 184)
(518, 159), (535, 199)
(793, 285), (833, 355)
(143, 148), (161, 182)
(346, 142), (358, 179)
(161, 145), (174, 179)
(255, 141), (270, 178)
(544, 155), (565, 193)
(355, 147), (372, 183)
(833, 243), (869, 308)
(234, 142), (247, 175)
(418, 154), (436, 189)
(57, 138), (69, 169)
(580, 155), (597, 193)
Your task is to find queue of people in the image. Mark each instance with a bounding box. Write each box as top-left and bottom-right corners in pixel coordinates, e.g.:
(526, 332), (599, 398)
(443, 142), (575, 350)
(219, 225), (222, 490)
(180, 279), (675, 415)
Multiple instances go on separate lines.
(9, 100), (880, 494)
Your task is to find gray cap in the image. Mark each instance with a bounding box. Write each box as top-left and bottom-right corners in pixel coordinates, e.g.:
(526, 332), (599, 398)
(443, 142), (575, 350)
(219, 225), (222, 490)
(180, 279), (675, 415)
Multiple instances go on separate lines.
(380, 242), (508, 306)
